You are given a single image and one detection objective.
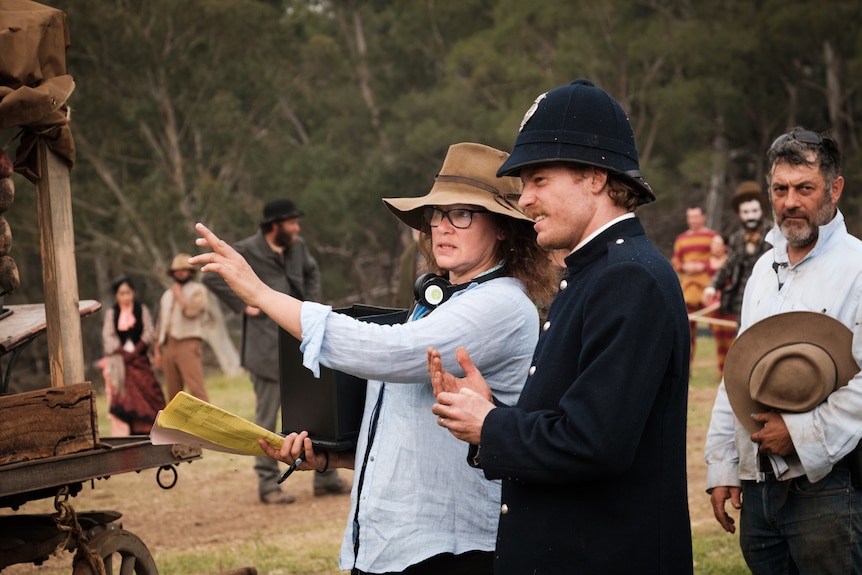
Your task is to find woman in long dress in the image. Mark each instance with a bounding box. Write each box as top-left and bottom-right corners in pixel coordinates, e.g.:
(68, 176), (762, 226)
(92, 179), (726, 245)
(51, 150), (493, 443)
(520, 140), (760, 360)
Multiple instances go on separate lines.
(100, 275), (166, 435)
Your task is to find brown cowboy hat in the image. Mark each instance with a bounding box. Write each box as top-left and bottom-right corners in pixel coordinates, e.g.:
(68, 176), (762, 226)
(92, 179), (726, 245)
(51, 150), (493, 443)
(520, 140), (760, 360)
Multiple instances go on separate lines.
(382, 142), (529, 231)
(724, 311), (859, 433)
(167, 253), (197, 275)
(731, 180), (768, 212)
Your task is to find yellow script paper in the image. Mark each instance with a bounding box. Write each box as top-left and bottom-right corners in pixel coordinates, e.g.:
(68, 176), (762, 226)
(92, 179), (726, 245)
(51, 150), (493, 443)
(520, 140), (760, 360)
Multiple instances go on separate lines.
(150, 391), (283, 456)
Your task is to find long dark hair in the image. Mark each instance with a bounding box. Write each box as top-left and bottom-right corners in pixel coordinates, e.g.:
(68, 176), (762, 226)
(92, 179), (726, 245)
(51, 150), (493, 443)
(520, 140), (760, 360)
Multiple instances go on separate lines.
(111, 274), (134, 295)
(110, 275), (144, 343)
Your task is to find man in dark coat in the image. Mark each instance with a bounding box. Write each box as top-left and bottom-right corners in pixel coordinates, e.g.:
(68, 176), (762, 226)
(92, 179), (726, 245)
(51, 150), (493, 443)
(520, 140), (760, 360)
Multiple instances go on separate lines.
(430, 79), (693, 574)
(204, 198), (347, 504)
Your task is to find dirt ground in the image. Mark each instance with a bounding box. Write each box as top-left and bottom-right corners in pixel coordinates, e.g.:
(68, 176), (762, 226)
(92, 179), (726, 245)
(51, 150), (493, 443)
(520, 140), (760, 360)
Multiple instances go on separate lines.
(2, 386), (721, 575)
(687, 386), (720, 530)
(2, 449), (355, 574)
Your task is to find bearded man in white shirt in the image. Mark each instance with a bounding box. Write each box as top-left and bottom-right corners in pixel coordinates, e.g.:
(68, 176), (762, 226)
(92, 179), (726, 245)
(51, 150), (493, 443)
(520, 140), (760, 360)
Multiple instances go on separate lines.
(705, 127), (862, 574)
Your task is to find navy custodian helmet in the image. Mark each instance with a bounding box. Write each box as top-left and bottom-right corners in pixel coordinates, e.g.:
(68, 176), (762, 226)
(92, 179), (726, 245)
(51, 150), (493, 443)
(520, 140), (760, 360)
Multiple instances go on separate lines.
(497, 79), (655, 205)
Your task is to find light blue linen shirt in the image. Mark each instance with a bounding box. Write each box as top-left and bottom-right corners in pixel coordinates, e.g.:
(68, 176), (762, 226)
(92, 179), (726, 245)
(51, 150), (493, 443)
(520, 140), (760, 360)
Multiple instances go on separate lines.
(299, 276), (539, 572)
(706, 210), (862, 488)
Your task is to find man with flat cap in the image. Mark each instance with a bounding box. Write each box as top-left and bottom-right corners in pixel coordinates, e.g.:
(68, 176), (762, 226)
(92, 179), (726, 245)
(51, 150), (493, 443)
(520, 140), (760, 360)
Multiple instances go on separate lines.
(429, 79), (693, 573)
(204, 198), (348, 504)
(705, 128), (862, 573)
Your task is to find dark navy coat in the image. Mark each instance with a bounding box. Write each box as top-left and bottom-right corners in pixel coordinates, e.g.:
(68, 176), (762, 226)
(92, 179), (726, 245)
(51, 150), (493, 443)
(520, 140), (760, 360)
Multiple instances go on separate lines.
(477, 217), (693, 574)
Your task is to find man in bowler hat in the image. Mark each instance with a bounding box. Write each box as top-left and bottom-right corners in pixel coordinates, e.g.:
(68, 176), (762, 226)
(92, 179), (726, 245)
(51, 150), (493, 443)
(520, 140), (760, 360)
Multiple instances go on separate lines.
(204, 198), (348, 504)
(429, 79), (693, 574)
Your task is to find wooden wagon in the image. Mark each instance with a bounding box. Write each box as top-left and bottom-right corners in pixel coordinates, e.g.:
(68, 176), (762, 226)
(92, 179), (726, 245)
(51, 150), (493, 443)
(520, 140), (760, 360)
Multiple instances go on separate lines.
(0, 3), (254, 573)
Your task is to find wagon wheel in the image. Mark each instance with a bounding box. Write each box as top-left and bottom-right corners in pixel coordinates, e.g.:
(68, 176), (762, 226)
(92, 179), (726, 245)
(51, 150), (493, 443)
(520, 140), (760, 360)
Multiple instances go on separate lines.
(72, 526), (158, 575)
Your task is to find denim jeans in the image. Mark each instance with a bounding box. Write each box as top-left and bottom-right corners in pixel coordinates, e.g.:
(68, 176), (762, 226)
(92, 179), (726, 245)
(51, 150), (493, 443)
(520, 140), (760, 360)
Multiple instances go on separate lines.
(740, 464), (862, 574)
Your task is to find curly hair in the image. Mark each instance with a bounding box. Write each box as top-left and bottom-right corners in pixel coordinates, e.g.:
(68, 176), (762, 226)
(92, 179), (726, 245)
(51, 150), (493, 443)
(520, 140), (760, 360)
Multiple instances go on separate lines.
(417, 215), (558, 310)
(766, 127), (841, 187)
(556, 163), (642, 212)
(607, 172), (641, 212)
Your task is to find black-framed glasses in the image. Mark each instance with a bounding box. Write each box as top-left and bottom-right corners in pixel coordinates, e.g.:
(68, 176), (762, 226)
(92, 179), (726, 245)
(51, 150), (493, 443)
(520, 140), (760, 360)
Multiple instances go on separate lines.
(423, 207), (488, 229)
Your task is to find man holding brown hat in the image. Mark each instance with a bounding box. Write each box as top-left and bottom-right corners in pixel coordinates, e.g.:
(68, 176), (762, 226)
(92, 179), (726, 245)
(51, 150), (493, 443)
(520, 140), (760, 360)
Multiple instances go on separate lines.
(705, 128), (862, 573)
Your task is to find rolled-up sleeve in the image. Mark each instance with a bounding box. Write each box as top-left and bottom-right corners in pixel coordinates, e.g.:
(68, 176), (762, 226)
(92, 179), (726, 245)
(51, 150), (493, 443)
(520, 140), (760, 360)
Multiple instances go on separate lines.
(297, 279), (537, 404)
(704, 381), (742, 490)
(298, 301), (333, 377)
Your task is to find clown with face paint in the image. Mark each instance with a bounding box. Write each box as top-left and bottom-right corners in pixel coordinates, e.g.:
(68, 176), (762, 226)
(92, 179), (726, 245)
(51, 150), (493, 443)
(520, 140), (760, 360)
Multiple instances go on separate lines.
(702, 181), (773, 325)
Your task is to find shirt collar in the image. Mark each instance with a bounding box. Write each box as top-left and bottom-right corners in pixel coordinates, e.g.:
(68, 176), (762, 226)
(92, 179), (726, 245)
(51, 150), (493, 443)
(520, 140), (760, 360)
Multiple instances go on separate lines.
(570, 212), (635, 255)
(767, 209), (846, 267)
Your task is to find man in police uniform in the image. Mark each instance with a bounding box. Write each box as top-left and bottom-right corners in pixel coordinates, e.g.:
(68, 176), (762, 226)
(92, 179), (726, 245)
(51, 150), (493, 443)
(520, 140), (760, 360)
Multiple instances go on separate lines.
(430, 79), (693, 574)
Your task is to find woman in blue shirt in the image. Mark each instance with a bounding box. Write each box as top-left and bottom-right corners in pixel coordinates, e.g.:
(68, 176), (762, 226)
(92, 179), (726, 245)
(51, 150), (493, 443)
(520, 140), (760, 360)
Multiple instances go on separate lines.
(193, 142), (556, 575)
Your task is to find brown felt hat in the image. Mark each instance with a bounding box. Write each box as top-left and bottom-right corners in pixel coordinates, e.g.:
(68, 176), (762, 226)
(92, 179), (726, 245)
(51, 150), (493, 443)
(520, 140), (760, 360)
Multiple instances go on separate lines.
(724, 311), (858, 433)
(731, 180), (767, 212)
(168, 253), (197, 275)
(382, 143), (529, 231)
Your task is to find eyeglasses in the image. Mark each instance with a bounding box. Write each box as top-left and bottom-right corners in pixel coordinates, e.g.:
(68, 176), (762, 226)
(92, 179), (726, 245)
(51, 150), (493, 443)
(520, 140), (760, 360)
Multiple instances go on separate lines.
(423, 207), (488, 229)
(768, 128), (841, 172)
(769, 129), (833, 152)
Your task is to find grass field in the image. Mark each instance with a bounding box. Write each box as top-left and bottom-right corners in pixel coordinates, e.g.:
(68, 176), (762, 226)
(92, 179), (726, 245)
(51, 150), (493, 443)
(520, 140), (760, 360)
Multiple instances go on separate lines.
(2, 334), (751, 574)
(687, 335), (750, 574)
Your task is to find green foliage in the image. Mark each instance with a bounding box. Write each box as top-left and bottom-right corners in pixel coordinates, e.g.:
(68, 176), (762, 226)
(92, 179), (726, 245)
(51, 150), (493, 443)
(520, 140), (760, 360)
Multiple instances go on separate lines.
(6, 0), (862, 380)
(688, 335), (751, 574)
(151, 534), (341, 574)
(692, 530), (749, 575)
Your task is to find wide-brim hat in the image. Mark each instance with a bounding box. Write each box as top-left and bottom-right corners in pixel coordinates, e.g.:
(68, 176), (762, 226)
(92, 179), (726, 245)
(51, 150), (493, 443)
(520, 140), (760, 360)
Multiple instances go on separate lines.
(382, 142), (530, 231)
(731, 180), (768, 212)
(724, 311), (859, 433)
(261, 198), (303, 225)
(168, 253), (196, 275)
(496, 79), (655, 205)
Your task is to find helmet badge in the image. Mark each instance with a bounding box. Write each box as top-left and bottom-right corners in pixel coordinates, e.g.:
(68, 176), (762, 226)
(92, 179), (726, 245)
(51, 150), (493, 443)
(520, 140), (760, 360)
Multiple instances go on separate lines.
(519, 92), (547, 132)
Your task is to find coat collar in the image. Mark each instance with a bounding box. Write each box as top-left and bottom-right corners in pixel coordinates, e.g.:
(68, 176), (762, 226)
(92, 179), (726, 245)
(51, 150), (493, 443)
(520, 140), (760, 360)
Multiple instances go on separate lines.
(563, 216), (646, 275)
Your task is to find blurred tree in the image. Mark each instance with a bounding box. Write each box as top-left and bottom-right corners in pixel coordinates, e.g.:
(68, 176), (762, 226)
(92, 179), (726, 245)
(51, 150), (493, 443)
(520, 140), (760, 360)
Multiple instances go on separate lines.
(4, 0), (862, 381)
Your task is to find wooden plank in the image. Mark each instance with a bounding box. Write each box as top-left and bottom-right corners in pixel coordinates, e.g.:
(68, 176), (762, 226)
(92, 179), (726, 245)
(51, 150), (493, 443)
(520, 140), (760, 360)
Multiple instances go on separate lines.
(34, 141), (83, 387)
(0, 300), (100, 353)
(0, 382), (97, 466)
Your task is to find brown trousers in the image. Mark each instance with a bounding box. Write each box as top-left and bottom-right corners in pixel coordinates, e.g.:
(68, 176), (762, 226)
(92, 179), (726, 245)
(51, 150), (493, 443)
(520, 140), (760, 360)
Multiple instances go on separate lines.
(162, 337), (209, 402)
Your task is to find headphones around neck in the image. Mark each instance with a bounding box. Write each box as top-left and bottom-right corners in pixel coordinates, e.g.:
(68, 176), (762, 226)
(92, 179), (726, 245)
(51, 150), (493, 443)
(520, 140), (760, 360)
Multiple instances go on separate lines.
(413, 267), (507, 309)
